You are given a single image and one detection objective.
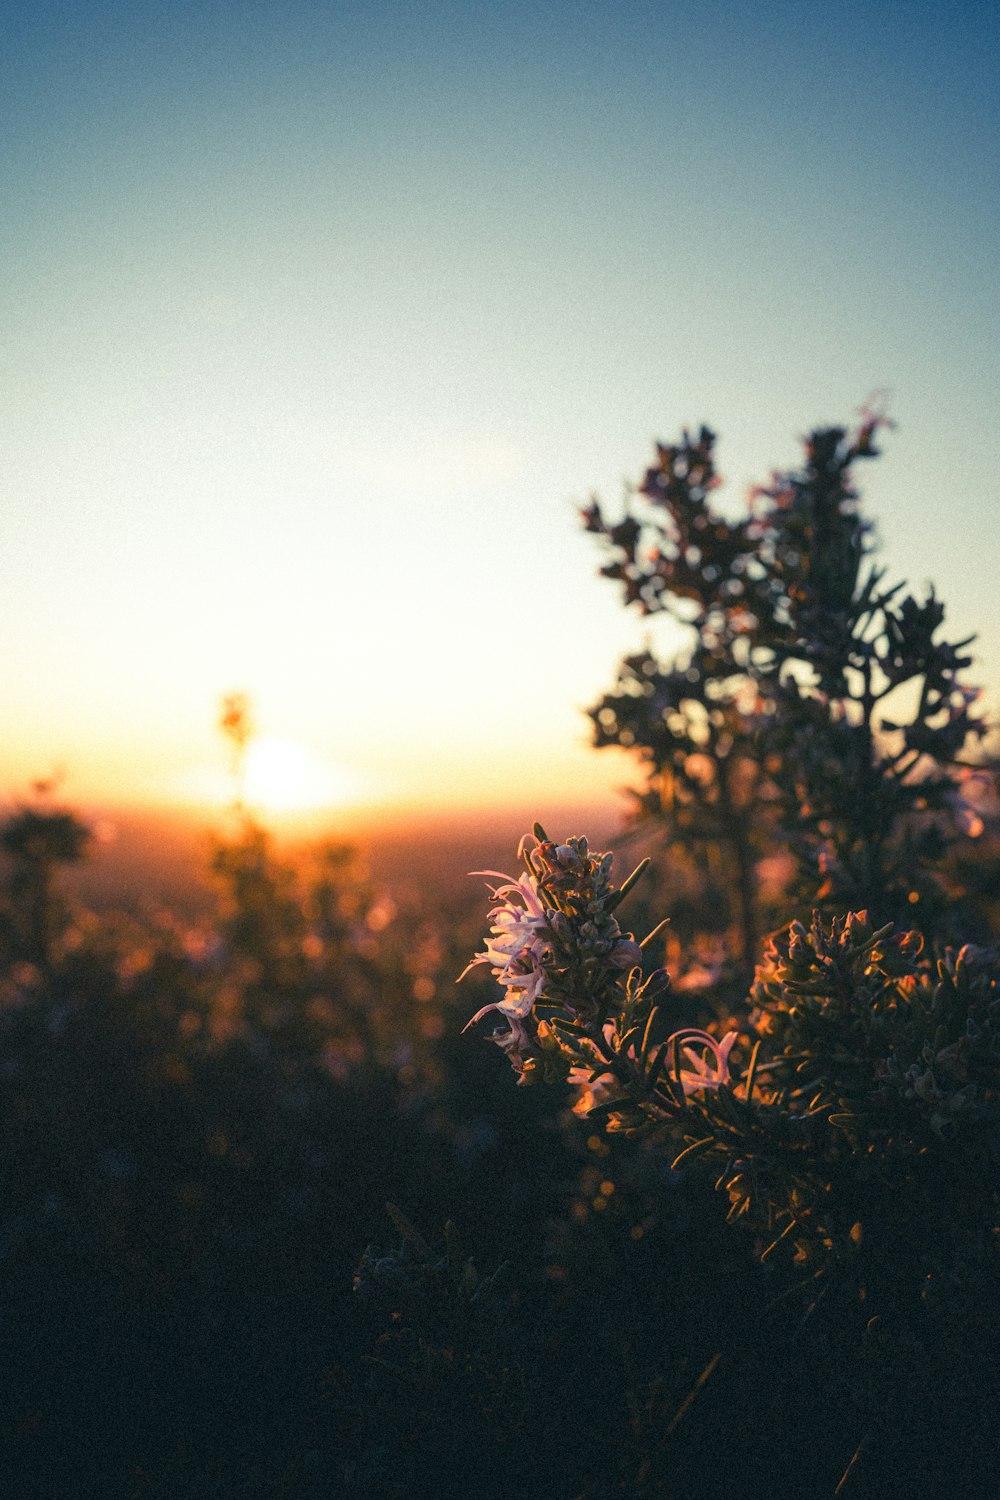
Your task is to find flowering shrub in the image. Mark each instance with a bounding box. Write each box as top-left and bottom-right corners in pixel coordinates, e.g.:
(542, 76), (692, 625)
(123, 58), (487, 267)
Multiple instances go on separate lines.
(464, 414), (998, 1338)
(464, 835), (1000, 1303)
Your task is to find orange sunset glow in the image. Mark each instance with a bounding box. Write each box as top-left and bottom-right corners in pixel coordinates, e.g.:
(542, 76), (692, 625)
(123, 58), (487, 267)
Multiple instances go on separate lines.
(2, 0), (997, 832)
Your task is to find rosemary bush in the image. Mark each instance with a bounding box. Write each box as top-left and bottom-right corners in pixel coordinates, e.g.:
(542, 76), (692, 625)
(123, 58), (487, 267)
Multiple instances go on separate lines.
(452, 417), (999, 1496)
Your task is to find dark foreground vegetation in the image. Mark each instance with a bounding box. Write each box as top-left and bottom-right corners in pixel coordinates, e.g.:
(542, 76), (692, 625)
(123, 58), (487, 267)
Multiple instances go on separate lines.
(2, 415), (998, 1498)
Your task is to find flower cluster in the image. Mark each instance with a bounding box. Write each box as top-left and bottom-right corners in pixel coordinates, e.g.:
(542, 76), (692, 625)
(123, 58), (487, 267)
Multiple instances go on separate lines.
(459, 830), (645, 1077)
(459, 866), (552, 1026)
(461, 829), (739, 1113)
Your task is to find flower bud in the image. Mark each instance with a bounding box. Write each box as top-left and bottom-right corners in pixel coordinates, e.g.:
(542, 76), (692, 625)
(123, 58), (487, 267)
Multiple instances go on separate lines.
(611, 938), (642, 968)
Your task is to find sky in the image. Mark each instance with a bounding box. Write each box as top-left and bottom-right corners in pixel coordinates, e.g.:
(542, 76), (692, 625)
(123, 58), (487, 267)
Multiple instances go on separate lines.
(2, 0), (998, 826)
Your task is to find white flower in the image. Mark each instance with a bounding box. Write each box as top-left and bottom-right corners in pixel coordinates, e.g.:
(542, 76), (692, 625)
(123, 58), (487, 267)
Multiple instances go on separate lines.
(460, 869), (553, 1030)
(476, 870), (549, 963)
(666, 1028), (738, 1095)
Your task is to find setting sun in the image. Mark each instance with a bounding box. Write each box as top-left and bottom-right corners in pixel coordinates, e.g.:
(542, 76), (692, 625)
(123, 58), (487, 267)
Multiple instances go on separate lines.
(169, 734), (367, 819)
(242, 737), (358, 814)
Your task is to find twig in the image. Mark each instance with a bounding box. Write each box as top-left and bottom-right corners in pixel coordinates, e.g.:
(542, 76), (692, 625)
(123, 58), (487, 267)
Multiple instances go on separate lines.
(834, 1434), (868, 1496)
(665, 1351), (722, 1438)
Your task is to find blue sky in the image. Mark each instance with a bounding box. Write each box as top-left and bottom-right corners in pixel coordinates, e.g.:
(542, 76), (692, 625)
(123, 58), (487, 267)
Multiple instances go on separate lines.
(2, 0), (997, 820)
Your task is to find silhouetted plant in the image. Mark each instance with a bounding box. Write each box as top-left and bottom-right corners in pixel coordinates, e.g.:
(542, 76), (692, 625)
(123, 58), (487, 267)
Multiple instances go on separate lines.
(219, 689), (254, 812)
(584, 415), (989, 960)
(0, 781), (91, 967)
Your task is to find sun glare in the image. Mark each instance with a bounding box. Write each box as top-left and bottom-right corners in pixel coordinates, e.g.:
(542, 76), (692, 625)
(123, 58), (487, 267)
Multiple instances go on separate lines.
(172, 736), (365, 818)
(242, 738), (356, 814)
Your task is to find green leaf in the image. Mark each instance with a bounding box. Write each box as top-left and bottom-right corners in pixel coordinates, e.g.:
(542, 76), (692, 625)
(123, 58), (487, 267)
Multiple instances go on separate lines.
(646, 1040), (670, 1091)
(744, 1037), (763, 1102)
(671, 1135), (716, 1170)
(606, 857), (650, 910)
(586, 1094), (632, 1121)
(760, 1216), (799, 1264)
(549, 1015), (589, 1037)
(640, 919), (670, 950)
(640, 1005), (659, 1061)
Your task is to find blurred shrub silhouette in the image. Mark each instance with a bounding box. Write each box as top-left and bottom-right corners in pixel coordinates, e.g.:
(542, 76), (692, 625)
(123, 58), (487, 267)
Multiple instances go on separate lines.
(0, 780), (91, 968)
(0, 707), (572, 1496)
